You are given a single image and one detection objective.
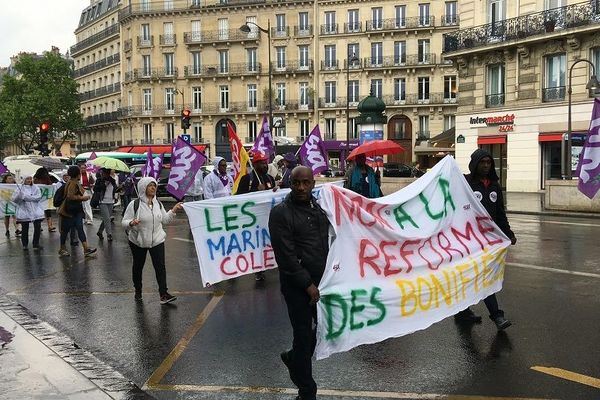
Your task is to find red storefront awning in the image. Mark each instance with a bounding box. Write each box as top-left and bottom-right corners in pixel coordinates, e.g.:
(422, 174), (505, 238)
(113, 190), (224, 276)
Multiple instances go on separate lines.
(116, 145), (206, 154)
(477, 135), (506, 145)
(538, 133), (563, 142)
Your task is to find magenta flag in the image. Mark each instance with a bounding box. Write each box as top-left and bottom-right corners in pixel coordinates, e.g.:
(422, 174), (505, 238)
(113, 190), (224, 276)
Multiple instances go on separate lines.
(142, 147), (154, 178)
(251, 114), (275, 158)
(86, 151), (100, 173)
(299, 125), (329, 175)
(167, 138), (207, 199)
(150, 153), (164, 180)
(576, 98), (600, 199)
(0, 160), (8, 175)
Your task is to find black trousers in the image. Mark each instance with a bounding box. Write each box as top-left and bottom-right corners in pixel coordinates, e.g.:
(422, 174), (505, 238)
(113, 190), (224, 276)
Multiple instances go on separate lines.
(281, 283), (318, 400)
(20, 219), (42, 248)
(129, 241), (168, 295)
(483, 294), (504, 319)
(60, 213), (87, 245)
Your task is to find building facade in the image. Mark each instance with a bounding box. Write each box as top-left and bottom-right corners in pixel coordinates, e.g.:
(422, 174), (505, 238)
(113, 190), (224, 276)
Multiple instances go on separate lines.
(443, 0), (600, 192)
(73, 0), (459, 166)
(71, 0), (123, 153)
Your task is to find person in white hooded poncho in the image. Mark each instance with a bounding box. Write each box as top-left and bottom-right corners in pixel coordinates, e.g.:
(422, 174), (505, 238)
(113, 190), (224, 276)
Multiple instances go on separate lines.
(11, 175), (44, 250)
(122, 177), (183, 304)
(203, 157), (233, 199)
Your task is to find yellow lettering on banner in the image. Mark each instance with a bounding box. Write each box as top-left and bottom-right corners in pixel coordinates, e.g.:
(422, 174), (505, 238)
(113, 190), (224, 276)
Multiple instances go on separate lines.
(395, 280), (418, 317)
(394, 248), (507, 317)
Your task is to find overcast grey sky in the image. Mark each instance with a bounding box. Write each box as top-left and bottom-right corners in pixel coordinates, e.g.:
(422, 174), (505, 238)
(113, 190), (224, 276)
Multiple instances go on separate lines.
(0, 0), (89, 67)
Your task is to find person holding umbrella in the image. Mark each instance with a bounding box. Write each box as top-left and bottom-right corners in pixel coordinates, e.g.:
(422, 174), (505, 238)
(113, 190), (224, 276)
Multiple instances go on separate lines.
(344, 153), (382, 199)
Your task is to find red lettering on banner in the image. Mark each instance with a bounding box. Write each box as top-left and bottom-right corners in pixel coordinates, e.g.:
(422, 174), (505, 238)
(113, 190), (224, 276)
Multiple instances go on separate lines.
(332, 186), (393, 229)
(358, 239), (382, 277)
(220, 256), (236, 276)
(400, 240), (420, 273)
(437, 231), (464, 261)
(380, 240), (401, 277)
(263, 247), (276, 269)
(451, 222), (485, 254)
(418, 238), (444, 270)
(476, 216), (503, 246)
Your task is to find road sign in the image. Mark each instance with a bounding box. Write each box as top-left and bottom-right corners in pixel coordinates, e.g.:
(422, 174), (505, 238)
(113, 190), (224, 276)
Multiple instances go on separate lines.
(181, 134), (191, 143)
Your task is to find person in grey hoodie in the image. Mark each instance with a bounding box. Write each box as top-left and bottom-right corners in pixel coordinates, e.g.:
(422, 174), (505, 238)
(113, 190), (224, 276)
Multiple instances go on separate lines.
(122, 177), (183, 304)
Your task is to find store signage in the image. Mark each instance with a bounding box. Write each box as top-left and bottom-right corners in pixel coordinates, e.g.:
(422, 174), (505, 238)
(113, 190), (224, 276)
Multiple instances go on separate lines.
(470, 114), (515, 132)
(456, 134), (465, 143)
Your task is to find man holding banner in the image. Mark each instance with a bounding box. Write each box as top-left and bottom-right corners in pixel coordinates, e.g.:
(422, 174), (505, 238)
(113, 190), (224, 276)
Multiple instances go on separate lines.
(269, 166), (330, 400)
(455, 149), (516, 329)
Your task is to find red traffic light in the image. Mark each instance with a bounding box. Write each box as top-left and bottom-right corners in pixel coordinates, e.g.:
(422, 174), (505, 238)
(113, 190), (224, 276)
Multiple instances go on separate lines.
(181, 109), (191, 117)
(40, 122), (50, 132)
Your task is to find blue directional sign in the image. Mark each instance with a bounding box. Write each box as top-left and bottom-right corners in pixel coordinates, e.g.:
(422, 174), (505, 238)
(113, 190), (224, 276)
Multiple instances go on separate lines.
(181, 134), (191, 143)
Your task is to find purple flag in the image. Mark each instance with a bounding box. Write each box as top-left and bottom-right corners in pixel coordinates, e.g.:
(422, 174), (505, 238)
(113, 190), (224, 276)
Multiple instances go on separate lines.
(142, 147), (154, 178)
(576, 98), (600, 199)
(150, 153), (164, 180)
(167, 138), (207, 199)
(251, 115), (275, 158)
(0, 160), (8, 175)
(86, 151), (100, 173)
(299, 125), (329, 176)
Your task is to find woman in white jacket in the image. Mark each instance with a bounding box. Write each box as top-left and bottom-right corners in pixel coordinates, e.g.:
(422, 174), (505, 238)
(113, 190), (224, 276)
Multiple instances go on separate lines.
(122, 177), (183, 304)
(203, 157), (233, 199)
(11, 175), (44, 250)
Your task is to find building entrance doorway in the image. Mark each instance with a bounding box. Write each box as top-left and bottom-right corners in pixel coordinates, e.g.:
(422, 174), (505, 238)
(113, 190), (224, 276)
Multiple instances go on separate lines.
(215, 118), (235, 161)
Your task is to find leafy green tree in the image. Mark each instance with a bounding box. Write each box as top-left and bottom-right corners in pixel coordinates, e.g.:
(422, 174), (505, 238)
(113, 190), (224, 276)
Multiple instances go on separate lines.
(0, 52), (83, 154)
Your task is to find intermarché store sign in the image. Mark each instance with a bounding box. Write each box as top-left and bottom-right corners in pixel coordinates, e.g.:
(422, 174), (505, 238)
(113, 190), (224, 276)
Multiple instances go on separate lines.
(470, 114), (515, 132)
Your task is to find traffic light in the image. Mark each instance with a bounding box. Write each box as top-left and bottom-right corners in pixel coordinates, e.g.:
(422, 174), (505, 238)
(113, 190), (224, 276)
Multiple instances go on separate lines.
(181, 109), (191, 130)
(37, 121), (50, 156)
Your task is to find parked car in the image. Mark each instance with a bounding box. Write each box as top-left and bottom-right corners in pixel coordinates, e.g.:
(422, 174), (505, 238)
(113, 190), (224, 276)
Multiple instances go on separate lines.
(319, 166), (345, 177)
(382, 163), (416, 178)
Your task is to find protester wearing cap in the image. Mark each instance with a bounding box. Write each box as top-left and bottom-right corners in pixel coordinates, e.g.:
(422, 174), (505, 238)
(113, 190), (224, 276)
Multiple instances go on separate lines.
(279, 152), (298, 189)
(235, 150), (276, 281)
(204, 156), (233, 199)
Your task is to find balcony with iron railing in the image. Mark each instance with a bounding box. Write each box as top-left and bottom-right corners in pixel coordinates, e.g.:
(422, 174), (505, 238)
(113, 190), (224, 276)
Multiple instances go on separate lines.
(159, 34), (176, 46)
(362, 54), (436, 68)
(271, 60), (314, 74)
(443, 1), (600, 54)
(85, 111), (121, 127)
(344, 22), (363, 33)
(320, 60), (340, 71)
(184, 62), (263, 77)
(71, 24), (119, 55)
(271, 26), (290, 38)
(79, 83), (121, 102)
(183, 29), (259, 44)
(137, 36), (154, 48)
(320, 24), (339, 35)
(542, 86), (566, 102)
(318, 97), (349, 108)
(365, 16), (435, 32)
(382, 93), (457, 106)
(294, 25), (313, 37)
(125, 68), (177, 82)
(441, 15), (460, 26)
(417, 131), (431, 140)
(74, 54), (120, 78)
(119, 100), (313, 117)
(486, 93), (505, 108)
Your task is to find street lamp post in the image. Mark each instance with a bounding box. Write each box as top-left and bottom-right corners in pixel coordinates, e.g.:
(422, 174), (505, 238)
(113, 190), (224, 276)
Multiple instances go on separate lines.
(563, 59), (600, 180)
(345, 54), (360, 171)
(240, 20), (273, 147)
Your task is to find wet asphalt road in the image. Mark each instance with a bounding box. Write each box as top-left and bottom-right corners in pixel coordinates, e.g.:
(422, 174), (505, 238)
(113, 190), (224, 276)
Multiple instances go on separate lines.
(0, 210), (599, 400)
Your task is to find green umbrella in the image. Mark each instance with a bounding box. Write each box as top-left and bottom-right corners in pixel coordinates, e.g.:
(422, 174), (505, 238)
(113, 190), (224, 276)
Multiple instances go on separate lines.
(89, 156), (130, 172)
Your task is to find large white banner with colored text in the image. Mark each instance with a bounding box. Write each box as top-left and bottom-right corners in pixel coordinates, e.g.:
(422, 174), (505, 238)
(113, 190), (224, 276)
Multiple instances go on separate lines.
(0, 184), (58, 215)
(183, 182), (343, 287)
(315, 156), (510, 359)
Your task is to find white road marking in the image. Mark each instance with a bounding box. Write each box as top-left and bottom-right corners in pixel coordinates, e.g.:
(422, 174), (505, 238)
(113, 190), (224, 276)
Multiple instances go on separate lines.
(172, 237), (194, 243)
(507, 262), (600, 279)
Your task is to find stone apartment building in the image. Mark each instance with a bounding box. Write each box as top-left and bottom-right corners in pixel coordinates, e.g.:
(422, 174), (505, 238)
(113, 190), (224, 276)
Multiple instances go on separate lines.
(73, 0), (460, 165)
(443, 0), (600, 192)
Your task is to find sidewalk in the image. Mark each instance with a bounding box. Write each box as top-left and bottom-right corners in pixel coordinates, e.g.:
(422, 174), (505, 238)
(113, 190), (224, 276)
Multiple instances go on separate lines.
(0, 297), (153, 400)
(506, 191), (600, 218)
(0, 309), (112, 400)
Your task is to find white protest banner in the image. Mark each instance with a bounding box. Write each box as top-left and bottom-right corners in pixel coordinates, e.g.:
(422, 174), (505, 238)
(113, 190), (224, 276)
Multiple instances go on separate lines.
(183, 182), (343, 287)
(0, 184), (58, 215)
(315, 156), (510, 359)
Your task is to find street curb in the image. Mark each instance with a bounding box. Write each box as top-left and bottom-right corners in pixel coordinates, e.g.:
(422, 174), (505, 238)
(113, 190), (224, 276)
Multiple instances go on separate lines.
(0, 296), (156, 400)
(507, 210), (600, 219)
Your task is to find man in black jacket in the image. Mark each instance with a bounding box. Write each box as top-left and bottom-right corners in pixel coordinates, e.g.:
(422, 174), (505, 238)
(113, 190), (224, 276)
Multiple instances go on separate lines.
(455, 148), (516, 330)
(269, 166), (330, 400)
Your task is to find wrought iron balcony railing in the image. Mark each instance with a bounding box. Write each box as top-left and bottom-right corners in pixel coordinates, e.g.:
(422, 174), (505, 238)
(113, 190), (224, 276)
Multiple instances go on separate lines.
(366, 16), (436, 31)
(183, 62), (263, 77)
(362, 54), (436, 68)
(294, 25), (313, 37)
(320, 60), (340, 70)
(137, 36), (154, 48)
(120, 0), (277, 21)
(74, 54), (120, 78)
(70, 24), (119, 55)
(159, 34), (176, 46)
(443, 1), (600, 53)
(79, 83), (121, 101)
(85, 111), (121, 127)
(344, 22), (362, 33)
(382, 93), (455, 106)
(271, 26), (290, 38)
(441, 15), (460, 26)
(271, 60), (314, 74)
(183, 29), (259, 44)
(119, 100), (313, 117)
(542, 86), (566, 102)
(320, 24), (339, 35)
(486, 93), (505, 108)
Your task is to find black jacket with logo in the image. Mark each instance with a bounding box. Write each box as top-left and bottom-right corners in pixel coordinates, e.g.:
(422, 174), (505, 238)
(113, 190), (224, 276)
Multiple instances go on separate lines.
(465, 149), (515, 240)
(268, 194), (330, 290)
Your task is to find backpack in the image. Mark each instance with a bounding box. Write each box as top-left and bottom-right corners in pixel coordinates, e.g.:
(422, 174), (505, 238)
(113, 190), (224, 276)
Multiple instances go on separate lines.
(53, 184), (65, 208)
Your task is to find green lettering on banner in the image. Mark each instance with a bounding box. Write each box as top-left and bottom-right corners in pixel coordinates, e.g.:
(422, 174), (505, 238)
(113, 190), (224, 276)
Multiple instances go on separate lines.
(40, 187), (52, 200)
(223, 204), (239, 230)
(419, 177), (456, 220)
(204, 209), (223, 232)
(393, 205), (419, 229)
(367, 287), (386, 326)
(349, 289), (367, 330)
(322, 293), (348, 340)
(240, 201), (257, 228)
